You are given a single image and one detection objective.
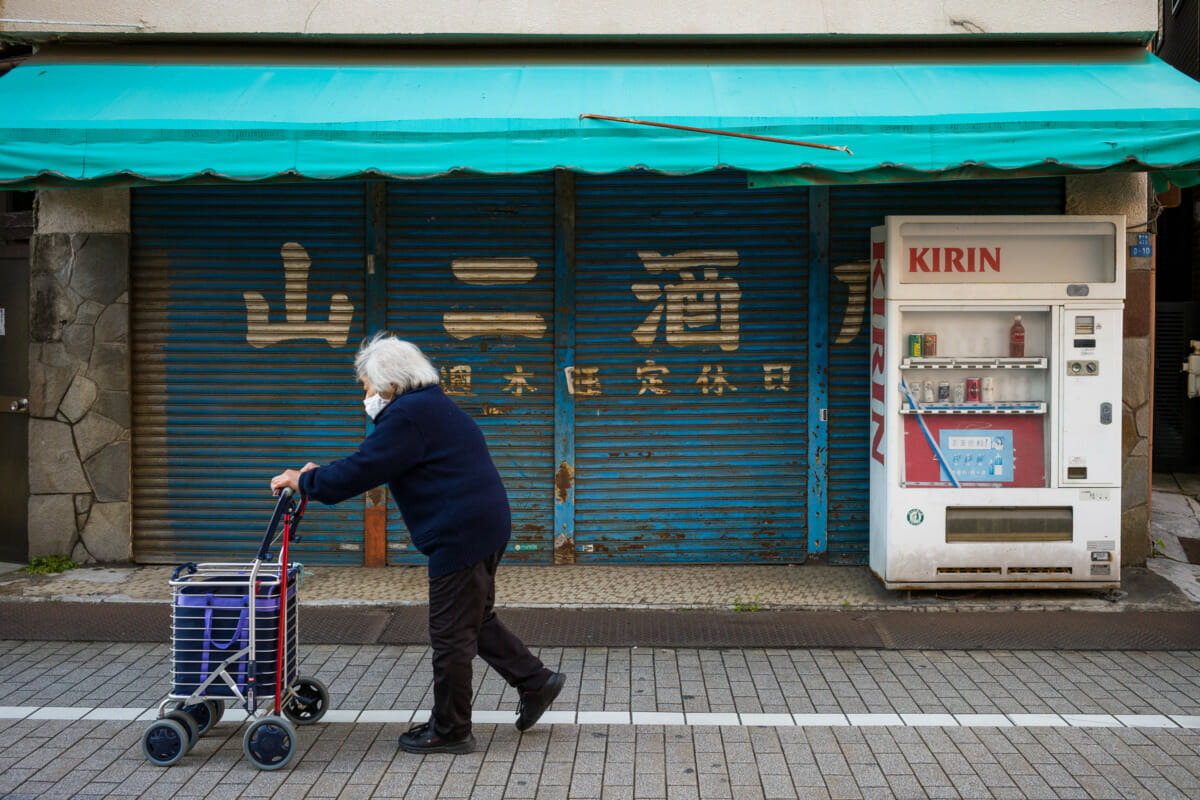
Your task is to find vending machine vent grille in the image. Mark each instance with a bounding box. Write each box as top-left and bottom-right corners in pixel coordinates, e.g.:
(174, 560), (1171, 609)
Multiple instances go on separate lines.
(1007, 566), (1073, 575)
(936, 567), (1002, 575)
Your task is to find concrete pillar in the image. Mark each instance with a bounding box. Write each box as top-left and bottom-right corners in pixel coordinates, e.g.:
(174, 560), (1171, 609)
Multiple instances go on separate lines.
(28, 188), (132, 563)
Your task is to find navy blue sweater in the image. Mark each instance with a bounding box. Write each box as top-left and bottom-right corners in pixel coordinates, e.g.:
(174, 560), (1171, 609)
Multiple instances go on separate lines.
(299, 385), (511, 577)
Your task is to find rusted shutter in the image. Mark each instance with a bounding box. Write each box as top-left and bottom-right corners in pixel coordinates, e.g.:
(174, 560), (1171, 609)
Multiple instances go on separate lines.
(385, 175), (556, 563)
(825, 179), (1065, 563)
(572, 172), (810, 562)
(131, 184), (368, 564)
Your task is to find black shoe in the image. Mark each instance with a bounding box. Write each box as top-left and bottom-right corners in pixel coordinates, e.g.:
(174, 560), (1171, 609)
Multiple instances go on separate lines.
(516, 672), (566, 732)
(398, 721), (475, 754)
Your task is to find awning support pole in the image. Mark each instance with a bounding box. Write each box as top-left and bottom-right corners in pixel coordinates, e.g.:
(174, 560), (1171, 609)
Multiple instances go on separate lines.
(580, 114), (853, 155)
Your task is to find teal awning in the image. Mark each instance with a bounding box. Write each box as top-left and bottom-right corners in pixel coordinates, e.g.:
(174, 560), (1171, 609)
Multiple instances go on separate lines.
(3, 48), (1200, 188)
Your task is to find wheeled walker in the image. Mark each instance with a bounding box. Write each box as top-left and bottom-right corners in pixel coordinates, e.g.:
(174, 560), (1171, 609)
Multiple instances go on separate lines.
(142, 488), (330, 770)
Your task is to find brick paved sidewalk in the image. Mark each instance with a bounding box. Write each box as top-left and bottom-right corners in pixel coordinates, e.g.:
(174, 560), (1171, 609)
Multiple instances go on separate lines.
(0, 562), (1193, 614)
(2, 642), (1200, 799)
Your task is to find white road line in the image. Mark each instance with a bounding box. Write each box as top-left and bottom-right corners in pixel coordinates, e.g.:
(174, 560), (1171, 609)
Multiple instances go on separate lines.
(1008, 714), (1068, 726)
(1062, 714), (1122, 727)
(846, 713), (904, 726)
(0, 706), (38, 719)
(793, 713), (849, 726)
(740, 714), (795, 727)
(955, 714), (1012, 727)
(2, 706), (1190, 730)
(83, 708), (144, 721)
(27, 707), (91, 720)
(1116, 714), (1177, 728)
(632, 712), (685, 726)
(901, 713), (958, 726)
(357, 710), (413, 723)
(576, 711), (631, 725)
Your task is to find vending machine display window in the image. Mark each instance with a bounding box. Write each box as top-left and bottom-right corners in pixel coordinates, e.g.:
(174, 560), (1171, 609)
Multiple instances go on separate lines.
(897, 307), (1051, 489)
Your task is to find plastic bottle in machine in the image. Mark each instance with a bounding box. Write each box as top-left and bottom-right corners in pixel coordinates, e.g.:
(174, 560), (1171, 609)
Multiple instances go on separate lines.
(1009, 315), (1025, 357)
(981, 376), (995, 403)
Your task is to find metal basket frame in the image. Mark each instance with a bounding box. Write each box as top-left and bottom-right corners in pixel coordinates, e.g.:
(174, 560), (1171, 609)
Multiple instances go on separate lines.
(155, 489), (307, 721)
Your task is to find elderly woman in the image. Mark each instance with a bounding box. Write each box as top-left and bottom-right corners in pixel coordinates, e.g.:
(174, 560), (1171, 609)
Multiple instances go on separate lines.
(270, 333), (565, 754)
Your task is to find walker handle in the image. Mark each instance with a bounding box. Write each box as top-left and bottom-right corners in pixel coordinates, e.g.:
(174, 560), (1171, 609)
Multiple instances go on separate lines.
(259, 488), (295, 561)
(289, 494), (307, 543)
(171, 562), (197, 581)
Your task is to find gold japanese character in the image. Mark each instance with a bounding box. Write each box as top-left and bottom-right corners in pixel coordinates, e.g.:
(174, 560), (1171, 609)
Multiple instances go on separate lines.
(697, 364), (736, 395)
(440, 365), (473, 396)
(632, 250), (741, 352)
(637, 360), (671, 396)
(503, 365), (537, 396)
(763, 364), (792, 392)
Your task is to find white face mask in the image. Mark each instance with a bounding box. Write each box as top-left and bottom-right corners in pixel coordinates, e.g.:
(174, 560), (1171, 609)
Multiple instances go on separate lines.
(364, 393), (390, 421)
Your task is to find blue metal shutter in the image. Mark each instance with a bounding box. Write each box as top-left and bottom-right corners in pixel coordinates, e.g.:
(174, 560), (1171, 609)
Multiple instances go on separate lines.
(824, 179), (1066, 563)
(131, 184), (368, 564)
(573, 172), (810, 562)
(385, 175), (556, 563)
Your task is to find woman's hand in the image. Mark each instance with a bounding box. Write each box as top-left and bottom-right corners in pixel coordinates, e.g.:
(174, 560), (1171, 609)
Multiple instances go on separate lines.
(270, 463), (319, 495)
(270, 470), (301, 495)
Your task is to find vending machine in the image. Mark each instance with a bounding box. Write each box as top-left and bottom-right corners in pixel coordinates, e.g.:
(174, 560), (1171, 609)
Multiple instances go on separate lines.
(869, 216), (1124, 589)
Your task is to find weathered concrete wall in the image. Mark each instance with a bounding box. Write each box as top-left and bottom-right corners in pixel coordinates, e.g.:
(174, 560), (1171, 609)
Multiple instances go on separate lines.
(1066, 173), (1153, 565)
(0, 0), (1157, 40)
(28, 188), (131, 563)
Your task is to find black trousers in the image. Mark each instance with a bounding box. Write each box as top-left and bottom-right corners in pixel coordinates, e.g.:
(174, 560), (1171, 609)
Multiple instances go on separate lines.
(428, 549), (550, 738)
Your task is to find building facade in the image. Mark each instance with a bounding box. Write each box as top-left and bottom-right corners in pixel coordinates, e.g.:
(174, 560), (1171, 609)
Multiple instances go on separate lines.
(0, 1), (1187, 571)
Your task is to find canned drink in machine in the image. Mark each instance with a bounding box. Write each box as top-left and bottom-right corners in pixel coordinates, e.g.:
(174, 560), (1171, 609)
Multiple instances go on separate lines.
(922, 333), (937, 357)
(908, 334), (922, 358)
(937, 381), (951, 401)
(980, 376), (996, 403)
(953, 383), (965, 403)
(965, 377), (981, 402)
(923, 381), (935, 403)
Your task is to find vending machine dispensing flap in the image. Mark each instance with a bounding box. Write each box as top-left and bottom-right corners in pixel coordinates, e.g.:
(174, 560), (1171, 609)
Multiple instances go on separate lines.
(945, 506), (1073, 543)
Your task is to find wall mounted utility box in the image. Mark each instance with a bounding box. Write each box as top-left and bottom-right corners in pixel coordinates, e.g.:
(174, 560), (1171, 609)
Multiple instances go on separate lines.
(869, 216), (1124, 589)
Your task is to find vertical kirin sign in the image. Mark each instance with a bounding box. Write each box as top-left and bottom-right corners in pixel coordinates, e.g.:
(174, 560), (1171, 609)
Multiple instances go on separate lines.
(869, 240), (887, 467)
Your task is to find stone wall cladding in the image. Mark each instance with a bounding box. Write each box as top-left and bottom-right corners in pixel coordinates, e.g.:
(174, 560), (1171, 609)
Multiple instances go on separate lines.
(28, 232), (131, 564)
(1122, 238), (1154, 566)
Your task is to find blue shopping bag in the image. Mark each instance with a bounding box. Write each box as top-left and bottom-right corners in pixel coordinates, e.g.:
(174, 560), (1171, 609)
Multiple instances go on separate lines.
(172, 571), (295, 698)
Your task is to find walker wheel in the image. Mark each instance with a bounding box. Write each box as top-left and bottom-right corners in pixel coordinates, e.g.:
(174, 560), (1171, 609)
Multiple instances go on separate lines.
(142, 718), (188, 766)
(282, 676), (330, 725)
(164, 709), (200, 752)
(243, 716), (296, 770)
(170, 700), (221, 736)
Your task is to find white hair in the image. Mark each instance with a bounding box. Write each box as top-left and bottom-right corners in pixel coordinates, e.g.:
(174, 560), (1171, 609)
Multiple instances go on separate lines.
(354, 333), (439, 398)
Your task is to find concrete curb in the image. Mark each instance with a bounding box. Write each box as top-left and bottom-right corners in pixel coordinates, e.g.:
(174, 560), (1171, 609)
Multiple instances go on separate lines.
(4, 601), (1200, 650)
